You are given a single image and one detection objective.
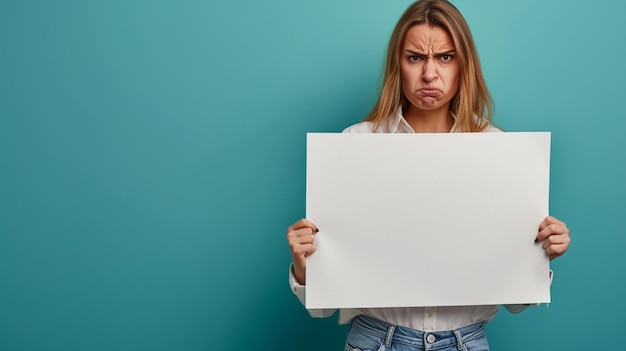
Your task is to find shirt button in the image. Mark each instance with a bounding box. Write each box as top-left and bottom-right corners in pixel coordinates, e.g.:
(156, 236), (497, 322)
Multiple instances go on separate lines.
(427, 334), (436, 343)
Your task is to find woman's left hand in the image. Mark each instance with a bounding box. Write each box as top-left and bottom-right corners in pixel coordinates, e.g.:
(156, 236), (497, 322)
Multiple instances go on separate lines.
(536, 216), (571, 260)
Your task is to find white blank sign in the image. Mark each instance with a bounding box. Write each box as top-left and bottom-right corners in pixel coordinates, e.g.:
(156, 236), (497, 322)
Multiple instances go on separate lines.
(305, 132), (551, 309)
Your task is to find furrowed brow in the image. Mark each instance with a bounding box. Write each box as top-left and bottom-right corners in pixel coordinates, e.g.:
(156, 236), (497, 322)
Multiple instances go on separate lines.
(433, 50), (457, 56)
(405, 50), (427, 56)
(405, 49), (456, 56)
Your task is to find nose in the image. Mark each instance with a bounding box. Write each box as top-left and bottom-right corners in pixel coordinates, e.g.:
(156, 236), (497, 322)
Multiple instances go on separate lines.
(422, 58), (438, 83)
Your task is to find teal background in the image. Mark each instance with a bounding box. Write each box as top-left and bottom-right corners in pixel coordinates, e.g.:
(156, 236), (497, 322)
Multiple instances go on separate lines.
(1, 0), (624, 350)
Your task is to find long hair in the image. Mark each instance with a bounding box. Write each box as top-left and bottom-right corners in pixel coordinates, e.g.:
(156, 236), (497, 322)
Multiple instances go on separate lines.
(365, 0), (492, 132)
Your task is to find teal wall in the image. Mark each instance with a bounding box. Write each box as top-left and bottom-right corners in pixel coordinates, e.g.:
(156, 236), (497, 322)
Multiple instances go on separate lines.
(1, 0), (624, 350)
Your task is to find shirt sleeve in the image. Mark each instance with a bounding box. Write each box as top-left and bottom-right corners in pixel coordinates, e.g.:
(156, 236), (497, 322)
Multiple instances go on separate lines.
(288, 264), (337, 318)
(341, 121), (375, 133)
(503, 269), (554, 313)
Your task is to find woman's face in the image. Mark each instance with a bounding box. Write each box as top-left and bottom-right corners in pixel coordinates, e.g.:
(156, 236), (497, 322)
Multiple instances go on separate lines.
(400, 24), (460, 115)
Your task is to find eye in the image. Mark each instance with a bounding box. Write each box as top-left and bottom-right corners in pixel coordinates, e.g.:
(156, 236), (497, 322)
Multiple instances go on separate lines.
(408, 55), (421, 62)
(440, 54), (454, 62)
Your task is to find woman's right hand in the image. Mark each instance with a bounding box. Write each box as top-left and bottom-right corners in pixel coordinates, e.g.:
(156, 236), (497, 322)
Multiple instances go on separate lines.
(286, 218), (319, 285)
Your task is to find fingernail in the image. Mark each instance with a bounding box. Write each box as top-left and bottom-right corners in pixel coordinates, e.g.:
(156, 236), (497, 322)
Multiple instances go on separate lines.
(315, 228), (319, 233)
(534, 238), (539, 243)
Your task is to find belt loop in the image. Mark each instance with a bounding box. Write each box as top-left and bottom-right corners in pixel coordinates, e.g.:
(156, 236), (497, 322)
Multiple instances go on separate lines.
(453, 329), (465, 351)
(384, 323), (396, 348)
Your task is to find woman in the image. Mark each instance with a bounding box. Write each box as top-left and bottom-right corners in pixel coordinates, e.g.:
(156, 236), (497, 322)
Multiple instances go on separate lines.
(287, 1), (571, 350)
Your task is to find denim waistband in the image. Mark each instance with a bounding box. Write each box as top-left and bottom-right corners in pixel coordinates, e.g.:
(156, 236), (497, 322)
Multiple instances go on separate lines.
(350, 314), (485, 350)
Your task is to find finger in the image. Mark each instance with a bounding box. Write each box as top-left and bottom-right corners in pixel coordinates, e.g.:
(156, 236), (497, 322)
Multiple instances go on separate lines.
(287, 228), (318, 244)
(546, 242), (568, 260)
(289, 232), (316, 246)
(536, 222), (569, 243)
(287, 218), (319, 233)
(291, 242), (317, 258)
(538, 216), (564, 231)
(288, 230), (317, 259)
(541, 231), (571, 247)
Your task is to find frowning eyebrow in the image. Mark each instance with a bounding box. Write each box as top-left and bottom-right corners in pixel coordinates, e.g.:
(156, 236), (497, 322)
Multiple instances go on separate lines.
(405, 49), (457, 56)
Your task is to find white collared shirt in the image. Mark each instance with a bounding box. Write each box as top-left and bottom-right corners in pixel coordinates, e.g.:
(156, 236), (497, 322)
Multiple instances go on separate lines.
(289, 109), (542, 331)
(342, 108), (502, 134)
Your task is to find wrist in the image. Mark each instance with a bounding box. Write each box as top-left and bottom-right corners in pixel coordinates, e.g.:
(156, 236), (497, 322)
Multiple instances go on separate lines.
(291, 263), (306, 285)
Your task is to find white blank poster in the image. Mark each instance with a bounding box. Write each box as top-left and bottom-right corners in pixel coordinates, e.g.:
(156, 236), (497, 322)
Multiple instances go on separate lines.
(305, 132), (551, 309)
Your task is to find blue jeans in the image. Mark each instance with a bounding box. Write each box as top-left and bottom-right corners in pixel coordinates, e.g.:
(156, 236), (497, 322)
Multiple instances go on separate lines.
(344, 315), (489, 351)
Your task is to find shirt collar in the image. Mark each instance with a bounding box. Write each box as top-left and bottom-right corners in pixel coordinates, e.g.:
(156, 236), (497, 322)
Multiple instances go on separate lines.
(380, 107), (459, 133)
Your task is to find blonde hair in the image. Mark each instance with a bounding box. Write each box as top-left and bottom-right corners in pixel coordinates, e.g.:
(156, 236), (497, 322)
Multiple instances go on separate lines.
(365, 0), (493, 132)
